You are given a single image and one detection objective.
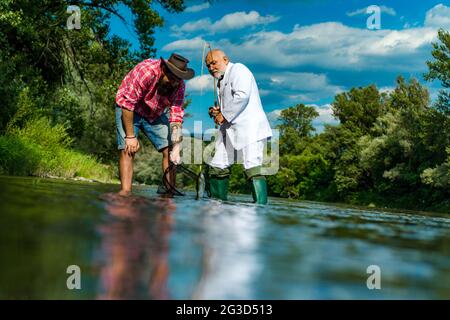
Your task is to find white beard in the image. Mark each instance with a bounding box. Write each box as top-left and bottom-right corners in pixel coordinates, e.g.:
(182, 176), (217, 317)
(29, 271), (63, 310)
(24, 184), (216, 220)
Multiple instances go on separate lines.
(213, 71), (225, 79)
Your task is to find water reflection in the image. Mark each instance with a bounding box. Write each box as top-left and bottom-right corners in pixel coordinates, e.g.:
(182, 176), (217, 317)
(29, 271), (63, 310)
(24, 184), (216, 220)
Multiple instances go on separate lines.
(97, 193), (175, 299)
(1, 177), (449, 299)
(191, 203), (261, 299)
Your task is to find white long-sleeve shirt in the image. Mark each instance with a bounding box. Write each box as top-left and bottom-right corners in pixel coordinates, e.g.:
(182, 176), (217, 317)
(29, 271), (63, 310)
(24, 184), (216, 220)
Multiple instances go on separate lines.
(217, 62), (272, 150)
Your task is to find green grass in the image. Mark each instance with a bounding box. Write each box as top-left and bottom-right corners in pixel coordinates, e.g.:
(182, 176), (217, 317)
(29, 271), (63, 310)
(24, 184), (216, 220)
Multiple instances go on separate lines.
(0, 117), (114, 182)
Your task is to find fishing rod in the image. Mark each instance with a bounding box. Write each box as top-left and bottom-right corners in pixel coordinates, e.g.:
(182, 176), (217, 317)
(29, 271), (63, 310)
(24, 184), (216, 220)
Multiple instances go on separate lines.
(205, 42), (219, 129)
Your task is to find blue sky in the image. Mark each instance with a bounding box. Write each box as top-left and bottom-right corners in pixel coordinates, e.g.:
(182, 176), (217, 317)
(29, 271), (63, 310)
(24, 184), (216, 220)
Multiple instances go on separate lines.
(110, 0), (450, 133)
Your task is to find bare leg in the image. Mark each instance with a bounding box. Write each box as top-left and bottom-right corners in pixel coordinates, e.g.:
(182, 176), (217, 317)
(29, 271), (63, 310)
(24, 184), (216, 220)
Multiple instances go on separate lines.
(161, 147), (176, 192)
(119, 150), (134, 196)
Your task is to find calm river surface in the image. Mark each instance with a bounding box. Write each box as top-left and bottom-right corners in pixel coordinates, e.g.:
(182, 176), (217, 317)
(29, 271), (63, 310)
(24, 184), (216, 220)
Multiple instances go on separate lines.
(0, 176), (449, 299)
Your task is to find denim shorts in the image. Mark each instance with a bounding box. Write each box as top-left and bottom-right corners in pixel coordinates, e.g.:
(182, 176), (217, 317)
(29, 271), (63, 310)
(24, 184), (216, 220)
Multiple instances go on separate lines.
(115, 105), (170, 151)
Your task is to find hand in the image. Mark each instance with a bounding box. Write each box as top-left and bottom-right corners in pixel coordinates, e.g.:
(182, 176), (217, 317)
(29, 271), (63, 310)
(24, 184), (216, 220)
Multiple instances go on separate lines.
(214, 112), (225, 125)
(170, 142), (181, 165)
(208, 106), (220, 118)
(125, 137), (140, 156)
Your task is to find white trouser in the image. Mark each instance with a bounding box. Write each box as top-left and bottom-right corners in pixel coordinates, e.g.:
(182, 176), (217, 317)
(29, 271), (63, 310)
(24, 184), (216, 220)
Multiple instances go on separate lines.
(208, 131), (265, 170)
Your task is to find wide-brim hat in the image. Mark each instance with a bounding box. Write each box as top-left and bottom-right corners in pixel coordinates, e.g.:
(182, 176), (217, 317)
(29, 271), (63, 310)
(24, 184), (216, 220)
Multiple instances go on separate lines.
(161, 53), (195, 80)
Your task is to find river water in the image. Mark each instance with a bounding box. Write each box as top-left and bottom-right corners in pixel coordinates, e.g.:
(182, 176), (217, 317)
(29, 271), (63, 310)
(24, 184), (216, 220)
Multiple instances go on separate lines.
(0, 176), (449, 299)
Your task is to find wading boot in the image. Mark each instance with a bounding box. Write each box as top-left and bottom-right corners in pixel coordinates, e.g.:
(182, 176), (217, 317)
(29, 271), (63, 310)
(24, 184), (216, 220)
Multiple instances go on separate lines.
(250, 176), (268, 205)
(209, 177), (229, 201)
(206, 166), (230, 201)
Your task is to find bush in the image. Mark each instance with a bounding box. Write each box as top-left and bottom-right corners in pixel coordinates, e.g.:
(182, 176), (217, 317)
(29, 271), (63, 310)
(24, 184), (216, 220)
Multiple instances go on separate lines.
(0, 117), (113, 182)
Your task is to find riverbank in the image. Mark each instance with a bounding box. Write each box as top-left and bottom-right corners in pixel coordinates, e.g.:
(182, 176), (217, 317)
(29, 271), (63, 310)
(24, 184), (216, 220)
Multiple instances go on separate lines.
(346, 191), (449, 215)
(0, 118), (115, 183)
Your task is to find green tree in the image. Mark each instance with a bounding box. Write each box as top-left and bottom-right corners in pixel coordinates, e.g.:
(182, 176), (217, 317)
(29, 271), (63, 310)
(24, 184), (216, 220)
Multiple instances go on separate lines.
(332, 85), (387, 135)
(421, 28), (450, 192)
(326, 85), (387, 197)
(0, 0), (188, 163)
(424, 28), (450, 115)
(276, 104), (318, 155)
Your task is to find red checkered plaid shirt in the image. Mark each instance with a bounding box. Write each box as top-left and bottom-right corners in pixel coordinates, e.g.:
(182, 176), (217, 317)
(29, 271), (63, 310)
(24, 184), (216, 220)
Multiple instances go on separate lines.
(115, 58), (185, 123)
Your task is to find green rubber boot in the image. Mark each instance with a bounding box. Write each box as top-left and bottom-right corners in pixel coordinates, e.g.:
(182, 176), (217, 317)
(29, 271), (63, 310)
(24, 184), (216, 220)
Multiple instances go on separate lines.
(209, 177), (229, 201)
(205, 166), (230, 201)
(250, 176), (268, 204)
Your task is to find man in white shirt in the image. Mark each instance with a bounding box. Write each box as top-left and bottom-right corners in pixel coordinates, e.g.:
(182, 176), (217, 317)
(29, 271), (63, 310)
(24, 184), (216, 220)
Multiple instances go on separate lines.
(205, 49), (272, 204)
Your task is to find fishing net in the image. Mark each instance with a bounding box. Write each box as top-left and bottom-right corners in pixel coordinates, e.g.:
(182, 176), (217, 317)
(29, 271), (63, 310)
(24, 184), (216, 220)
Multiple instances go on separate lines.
(162, 162), (208, 200)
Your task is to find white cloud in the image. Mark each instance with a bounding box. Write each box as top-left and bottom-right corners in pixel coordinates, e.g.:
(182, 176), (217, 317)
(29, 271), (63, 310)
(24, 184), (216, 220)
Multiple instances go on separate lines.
(312, 104), (339, 132)
(186, 74), (215, 93)
(363, 28), (435, 55)
(379, 86), (395, 94)
(311, 104), (338, 125)
(185, 2), (210, 13)
(257, 71), (344, 103)
(212, 11), (279, 32)
(346, 8), (366, 17)
(164, 16), (439, 71)
(225, 21), (436, 71)
(259, 89), (271, 96)
(383, 6), (397, 16)
(267, 104), (339, 132)
(424, 4), (450, 29)
(347, 5), (396, 17)
(162, 36), (206, 52)
(165, 4), (450, 72)
(173, 18), (212, 33)
(266, 72), (343, 93)
(171, 10), (279, 35)
(266, 109), (282, 127)
(164, 3), (448, 114)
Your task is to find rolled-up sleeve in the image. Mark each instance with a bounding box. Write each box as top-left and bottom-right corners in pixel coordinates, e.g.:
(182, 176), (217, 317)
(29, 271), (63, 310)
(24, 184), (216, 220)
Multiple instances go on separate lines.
(169, 82), (185, 123)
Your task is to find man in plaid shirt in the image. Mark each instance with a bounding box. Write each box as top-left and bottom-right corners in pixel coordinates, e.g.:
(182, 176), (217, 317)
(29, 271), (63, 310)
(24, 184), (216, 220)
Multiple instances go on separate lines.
(115, 53), (195, 196)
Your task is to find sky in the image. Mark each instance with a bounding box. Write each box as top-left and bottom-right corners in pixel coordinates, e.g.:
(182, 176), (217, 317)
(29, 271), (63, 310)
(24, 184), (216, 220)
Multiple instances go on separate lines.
(109, 0), (450, 133)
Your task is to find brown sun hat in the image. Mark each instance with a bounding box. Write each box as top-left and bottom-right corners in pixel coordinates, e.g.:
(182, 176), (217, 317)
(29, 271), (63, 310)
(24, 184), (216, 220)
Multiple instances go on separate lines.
(161, 53), (195, 80)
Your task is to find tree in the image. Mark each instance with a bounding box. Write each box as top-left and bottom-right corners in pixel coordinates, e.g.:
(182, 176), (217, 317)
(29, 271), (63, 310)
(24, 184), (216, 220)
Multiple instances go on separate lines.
(421, 28), (450, 192)
(0, 0), (188, 162)
(276, 104), (318, 155)
(332, 85), (387, 135)
(424, 28), (450, 115)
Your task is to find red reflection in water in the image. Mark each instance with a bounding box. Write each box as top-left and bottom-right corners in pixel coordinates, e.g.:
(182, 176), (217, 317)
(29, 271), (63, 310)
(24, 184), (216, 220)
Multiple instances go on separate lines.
(97, 193), (175, 299)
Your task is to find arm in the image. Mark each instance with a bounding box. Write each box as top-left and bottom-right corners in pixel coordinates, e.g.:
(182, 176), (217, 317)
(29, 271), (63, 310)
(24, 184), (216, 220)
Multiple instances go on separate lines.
(121, 108), (135, 138)
(121, 108), (140, 156)
(169, 81), (185, 124)
(168, 82), (185, 164)
(118, 63), (156, 155)
(225, 64), (252, 123)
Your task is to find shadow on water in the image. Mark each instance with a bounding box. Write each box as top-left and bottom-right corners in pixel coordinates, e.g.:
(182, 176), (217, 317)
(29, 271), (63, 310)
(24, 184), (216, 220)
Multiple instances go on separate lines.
(0, 176), (449, 299)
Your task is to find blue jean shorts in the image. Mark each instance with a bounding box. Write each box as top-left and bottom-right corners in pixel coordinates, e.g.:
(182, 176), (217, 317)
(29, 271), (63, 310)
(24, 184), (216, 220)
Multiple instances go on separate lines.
(115, 105), (170, 151)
